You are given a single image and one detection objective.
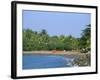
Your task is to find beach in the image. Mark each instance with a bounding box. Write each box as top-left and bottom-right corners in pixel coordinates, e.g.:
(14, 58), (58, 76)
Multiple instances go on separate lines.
(23, 51), (87, 57)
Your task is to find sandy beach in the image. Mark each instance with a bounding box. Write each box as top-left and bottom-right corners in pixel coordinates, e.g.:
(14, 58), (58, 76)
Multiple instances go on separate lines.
(23, 51), (87, 57)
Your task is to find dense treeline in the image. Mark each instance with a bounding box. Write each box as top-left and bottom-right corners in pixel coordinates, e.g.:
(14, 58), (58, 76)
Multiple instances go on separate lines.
(23, 24), (90, 53)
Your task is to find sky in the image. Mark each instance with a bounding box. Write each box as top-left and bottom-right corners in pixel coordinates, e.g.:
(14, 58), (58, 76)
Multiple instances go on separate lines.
(23, 10), (90, 38)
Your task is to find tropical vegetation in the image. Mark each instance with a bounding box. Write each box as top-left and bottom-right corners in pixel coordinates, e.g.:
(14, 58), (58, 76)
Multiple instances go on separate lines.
(23, 24), (91, 53)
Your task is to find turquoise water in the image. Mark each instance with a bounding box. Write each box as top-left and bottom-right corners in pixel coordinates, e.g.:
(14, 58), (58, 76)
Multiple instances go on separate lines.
(23, 54), (74, 69)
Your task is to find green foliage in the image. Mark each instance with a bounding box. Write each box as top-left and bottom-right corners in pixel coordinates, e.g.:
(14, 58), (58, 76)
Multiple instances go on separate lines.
(23, 24), (90, 52)
(79, 24), (91, 53)
(23, 29), (79, 51)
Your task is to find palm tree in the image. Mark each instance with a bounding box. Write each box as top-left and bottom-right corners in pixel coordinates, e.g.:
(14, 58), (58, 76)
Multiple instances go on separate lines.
(80, 24), (91, 53)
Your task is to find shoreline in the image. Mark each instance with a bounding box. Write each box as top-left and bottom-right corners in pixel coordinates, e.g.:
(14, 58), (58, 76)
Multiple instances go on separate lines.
(23, 51), (87, 57)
